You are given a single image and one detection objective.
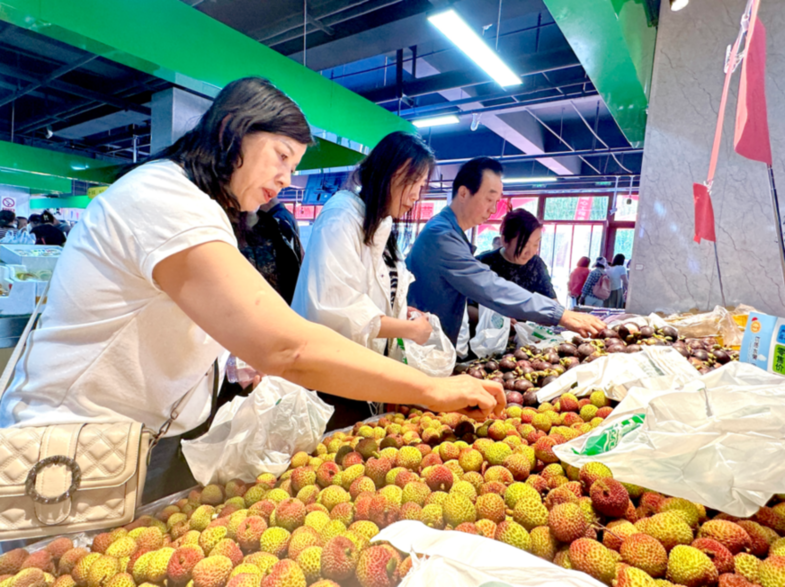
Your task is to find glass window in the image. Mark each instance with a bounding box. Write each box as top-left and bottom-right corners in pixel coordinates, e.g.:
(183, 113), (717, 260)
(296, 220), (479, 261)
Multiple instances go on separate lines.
(544, 196), (608, 221)
(541, 223), (605, 305)
(509, 197), (538, 216)
(615, 195), (638, 221)
(614, 228), (635, 261)
(475, 224), (500, 254)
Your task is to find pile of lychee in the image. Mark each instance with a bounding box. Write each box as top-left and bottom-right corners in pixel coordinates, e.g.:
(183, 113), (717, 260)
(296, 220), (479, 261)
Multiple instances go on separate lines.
(465, 323), (739, 408)
(1, 392), (782, 587)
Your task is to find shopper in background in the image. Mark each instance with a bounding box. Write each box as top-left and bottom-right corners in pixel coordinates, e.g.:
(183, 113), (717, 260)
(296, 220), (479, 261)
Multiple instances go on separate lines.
(407, 157), (606, 345)
(15, 216), (27, 232)
(0, 78), (503, 503)
(580, 257), (610, 307)
(30, 210), (67, 246)
(237, 196), (303, 305)
(0, 210), (17, 239)
(491, 236), (501, 250)
(477, 208), (556, 299)
(568, 256), (591, 307)
(292, 132), (436, 427)
(607, 254), (629, 308)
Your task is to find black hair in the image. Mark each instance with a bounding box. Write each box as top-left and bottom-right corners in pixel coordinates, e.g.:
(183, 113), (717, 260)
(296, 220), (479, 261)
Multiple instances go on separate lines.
(353, 131), (435, 267)
(28, 214), (42, 225)
(41, 211), (56, 224)
(0, 210), (15, 227)
(145, 77), (313, 214)
(612, 254), (626, 266)
(501, 208), (542, 259)
(452, 157), (503, 199)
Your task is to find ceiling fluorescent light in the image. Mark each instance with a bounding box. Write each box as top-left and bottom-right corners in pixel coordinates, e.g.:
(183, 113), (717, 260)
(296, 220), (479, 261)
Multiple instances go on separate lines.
(503, 177), (558, 184)
(428, 10), (521, 87)
(412, 115), (460, 128)
(670, 0), (689, 11)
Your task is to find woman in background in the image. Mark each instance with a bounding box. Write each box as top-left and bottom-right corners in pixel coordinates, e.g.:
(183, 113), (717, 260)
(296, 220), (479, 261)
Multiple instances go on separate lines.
(607, 254), (629, 308)
(580, 257), (609, 307)
(568, 256), (591, 307)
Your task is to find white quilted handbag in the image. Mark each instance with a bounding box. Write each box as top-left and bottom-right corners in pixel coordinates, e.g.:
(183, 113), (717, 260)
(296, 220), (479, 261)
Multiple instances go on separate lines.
(0, 287), (213, 540)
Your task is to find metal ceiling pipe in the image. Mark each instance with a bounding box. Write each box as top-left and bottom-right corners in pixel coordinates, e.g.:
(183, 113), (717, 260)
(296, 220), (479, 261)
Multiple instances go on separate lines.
(436, 147), (643, 165)
(0, 54), (98, 109)
(253, 0), (371, 42)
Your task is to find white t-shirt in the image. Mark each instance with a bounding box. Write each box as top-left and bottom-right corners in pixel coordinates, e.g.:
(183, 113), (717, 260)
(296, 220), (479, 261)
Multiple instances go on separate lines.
(0, 161), (237, 436)
(607, 265), (627, 290)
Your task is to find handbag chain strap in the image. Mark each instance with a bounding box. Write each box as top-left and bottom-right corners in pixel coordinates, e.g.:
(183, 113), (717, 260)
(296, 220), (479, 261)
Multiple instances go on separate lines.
(0, 279), (222, 453)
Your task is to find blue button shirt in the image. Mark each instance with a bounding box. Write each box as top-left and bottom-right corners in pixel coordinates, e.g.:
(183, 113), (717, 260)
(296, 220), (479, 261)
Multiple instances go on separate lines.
(407, 206), (565, 345)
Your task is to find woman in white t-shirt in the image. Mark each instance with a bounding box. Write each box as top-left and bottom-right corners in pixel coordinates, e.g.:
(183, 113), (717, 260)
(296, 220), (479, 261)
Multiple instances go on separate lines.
(607, 254), (629, 308)
(0, 77), (503, 500)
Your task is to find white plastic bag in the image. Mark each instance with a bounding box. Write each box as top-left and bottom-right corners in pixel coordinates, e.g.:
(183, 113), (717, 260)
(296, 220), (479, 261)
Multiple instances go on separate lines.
(469, 306), (510, 358)
(181, 376), (334, 485)
(554, 362), (785, 517)
(536, 346), (698, 403)
(402, 313), (456, 378)
(376, 521), (605, 587)
(513, 321), (564, 350)
(456, 306), (470, 360)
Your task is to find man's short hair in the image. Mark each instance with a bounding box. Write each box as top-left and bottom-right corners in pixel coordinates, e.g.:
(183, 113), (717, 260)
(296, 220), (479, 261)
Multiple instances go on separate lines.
(452, 157), (504, 199)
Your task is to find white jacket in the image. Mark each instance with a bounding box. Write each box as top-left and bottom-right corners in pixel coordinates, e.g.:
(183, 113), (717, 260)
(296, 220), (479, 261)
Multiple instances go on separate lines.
(292, 190), (412, 356)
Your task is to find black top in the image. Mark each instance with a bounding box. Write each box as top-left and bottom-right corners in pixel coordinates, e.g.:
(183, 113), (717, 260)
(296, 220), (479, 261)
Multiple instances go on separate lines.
(31, 225), (66, 246)
(236, 204), (303, 305)
(476, 248), (557, 299)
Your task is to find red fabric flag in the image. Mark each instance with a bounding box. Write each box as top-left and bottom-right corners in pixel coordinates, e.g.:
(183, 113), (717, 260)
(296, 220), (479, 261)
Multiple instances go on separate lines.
(735, 15), (772, 165)
(693, 183), (717, 243)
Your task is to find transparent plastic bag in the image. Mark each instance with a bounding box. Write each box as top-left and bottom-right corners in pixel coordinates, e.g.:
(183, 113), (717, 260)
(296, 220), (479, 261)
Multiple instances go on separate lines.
(456, 306), (470, 360)
(513, 321), (564, 350)
(469, 306), (510, 358)
(665, 305), (744, 347)
(376, 522), (606, 587)
(181, 376), (334, 485)
(402, 313), (456, 378)
(554, 362), (785, 517)
(536, 346), (699, 403)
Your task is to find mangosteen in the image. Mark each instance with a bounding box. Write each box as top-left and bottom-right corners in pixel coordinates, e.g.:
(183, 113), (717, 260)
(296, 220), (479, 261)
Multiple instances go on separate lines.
(523, 390), (539, 406)
(499, 358), (517, 371)
(503, 379), (516, 391)
(513, 348), (529, 361)
(625, 344), (642, 354)
(544, 351), (561, 364)
(557, 343), (579, 357)
(503, 371), (517, 381)
(514, 379), (533, 392)
(659, 325), (679, 340)
(540, 375), (558, 387)
(572, 336), (585, 346)
(578, 343), (596, 358)
(506, 391), (524, 405)
(531, 360), (550, 371)
(600, 328), (621, 340)
(485, 360), (499, 372)
(552, 365), (566, 376)
(490, 376), (504, 385)
(686, 339), (705, 350)
(516, 360), (532, 370)
(691, 349), (710, 361)
(640, 326), (655, 338)
(688, 357), (705, 369)
(698, 366), (711, 375)
(673, 346), (690, 358)
(467, 368), (484, 379)
(606, 345), (625, 354)
(562, 356), (581, 370)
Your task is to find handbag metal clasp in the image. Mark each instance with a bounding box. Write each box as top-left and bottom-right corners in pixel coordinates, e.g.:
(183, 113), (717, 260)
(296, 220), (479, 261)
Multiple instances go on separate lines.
(25, 455), (82, 504)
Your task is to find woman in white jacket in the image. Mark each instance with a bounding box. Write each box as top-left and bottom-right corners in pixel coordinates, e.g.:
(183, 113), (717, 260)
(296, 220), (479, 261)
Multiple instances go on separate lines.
(293, 132), (436, 422)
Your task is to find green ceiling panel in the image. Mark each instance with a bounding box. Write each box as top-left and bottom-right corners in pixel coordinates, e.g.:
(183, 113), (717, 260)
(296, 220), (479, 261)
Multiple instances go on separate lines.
(301, 137), (366, 171)
(0, 168), (72, 193)
(0, 0), (414, 150)
(31, 195), (91, 209)
(542, 0), (657, 147)
(0, 141), (116, 183)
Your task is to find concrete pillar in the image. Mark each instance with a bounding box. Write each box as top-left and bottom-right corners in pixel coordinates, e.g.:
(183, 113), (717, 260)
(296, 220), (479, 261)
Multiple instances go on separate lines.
(150, 88), (213, 155)
(626, 0), (785, 316)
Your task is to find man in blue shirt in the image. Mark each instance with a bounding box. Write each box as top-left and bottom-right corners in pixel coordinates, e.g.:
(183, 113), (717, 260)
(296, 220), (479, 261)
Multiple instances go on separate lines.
(407, 157), (605, 345)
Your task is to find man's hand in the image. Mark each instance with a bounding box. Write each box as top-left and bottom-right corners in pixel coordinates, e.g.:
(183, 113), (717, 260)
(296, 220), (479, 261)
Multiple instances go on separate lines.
(559, 310), (606, 338)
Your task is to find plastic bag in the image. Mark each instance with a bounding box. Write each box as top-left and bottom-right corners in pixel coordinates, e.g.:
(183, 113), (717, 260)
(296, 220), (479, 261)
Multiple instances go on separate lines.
(181, 376), (334, 485)
(664, 305), (744, 347)
(469, 306), (510, 358)
(554, 361), (785, 517)
(513, 321), (564, 350)
(402, 313), (456, 378)
(376, 521), (605, 587)
(456, 306), (470, 360)
(536, 346), (698, 403)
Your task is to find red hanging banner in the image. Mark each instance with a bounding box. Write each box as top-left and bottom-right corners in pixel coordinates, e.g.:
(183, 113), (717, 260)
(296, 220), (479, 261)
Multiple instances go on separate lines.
(734, 10), (772, 165)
